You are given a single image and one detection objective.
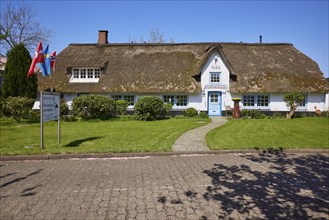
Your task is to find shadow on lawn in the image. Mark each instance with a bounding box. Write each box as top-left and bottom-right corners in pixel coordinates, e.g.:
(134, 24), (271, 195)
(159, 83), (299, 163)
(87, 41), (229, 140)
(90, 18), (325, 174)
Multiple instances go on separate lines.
(64, 136), (103, 147)
(157, 153), (329, 219)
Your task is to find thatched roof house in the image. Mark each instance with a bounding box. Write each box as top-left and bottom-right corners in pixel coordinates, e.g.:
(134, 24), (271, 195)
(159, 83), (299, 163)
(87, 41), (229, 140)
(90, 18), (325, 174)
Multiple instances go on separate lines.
(38, 42), (328, 93)
(38, 31), (329, 114)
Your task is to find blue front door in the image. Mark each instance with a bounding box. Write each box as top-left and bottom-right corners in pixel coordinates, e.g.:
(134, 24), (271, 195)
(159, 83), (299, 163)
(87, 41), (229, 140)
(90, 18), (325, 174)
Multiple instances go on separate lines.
(208, 92), (222, 116)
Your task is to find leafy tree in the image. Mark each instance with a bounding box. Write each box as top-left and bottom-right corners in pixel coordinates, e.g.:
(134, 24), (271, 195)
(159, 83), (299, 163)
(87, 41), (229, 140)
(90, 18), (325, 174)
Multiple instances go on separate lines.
(2, 43), (37, 98)
(0, 2), (51, 53)
(284, 92), (305, 119)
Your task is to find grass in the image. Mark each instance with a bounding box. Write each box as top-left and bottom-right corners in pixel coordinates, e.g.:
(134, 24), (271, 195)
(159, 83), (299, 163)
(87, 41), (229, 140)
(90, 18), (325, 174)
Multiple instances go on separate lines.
(207, 117), (329, 150)
(0, 117), (210, 155)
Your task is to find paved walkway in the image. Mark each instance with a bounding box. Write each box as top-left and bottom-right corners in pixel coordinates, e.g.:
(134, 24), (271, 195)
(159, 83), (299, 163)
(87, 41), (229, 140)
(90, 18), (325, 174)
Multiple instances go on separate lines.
(1, 153), (328, 219)
(173, 117), (227, 152)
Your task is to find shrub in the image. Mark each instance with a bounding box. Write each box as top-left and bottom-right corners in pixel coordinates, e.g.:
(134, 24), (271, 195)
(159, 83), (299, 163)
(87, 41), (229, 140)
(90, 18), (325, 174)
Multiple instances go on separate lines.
(241, 109), (266, 119)
(251, 110), (266, 119)
(72, 95), (116, 120)
(61, 115), (77, 122)
(161, 103), (173, 117)
(3, 96), (35, 122)
(116, 100), (129, 116)
(198, 111), (209, 119)
(183, 107), (198, 117)
(134, 96), (164, 121)
(320, 110), (329, 118)
(27, 110), (40, 122)
(272, 112), (282, 119)
(60, 100), (69, 116)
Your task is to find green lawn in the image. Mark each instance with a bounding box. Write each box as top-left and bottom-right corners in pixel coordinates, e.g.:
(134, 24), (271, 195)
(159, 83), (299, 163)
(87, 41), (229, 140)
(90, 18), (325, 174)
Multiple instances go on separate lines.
(207, 117), (329, 150)
(0, 117), (209, 155)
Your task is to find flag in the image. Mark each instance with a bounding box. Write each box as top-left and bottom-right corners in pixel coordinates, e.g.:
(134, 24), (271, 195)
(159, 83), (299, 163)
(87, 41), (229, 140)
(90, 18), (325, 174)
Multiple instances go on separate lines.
(28, 42), (45, 77)
(44, 45), (51, 75)
(50, 51), (56, 71)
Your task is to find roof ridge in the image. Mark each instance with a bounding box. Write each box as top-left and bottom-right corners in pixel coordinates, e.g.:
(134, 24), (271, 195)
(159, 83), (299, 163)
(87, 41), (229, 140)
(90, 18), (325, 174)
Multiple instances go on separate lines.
(69, 42), (293, 46)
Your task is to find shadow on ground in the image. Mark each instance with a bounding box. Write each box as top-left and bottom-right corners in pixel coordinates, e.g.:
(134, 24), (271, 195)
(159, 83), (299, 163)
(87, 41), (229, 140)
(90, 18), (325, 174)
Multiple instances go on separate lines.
(64, 136), (103, 147)
(203, 153), (329, 219)
(158, 153), (329, 219)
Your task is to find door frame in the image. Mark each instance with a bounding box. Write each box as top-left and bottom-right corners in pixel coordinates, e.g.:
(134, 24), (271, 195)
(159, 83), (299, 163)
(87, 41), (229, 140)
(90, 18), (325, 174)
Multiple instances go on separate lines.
(207, 91), (222, 116)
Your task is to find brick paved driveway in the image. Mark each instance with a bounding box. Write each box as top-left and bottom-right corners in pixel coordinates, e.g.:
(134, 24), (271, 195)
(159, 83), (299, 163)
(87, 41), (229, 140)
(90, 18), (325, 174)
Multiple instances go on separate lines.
(1, 153), (328, 219)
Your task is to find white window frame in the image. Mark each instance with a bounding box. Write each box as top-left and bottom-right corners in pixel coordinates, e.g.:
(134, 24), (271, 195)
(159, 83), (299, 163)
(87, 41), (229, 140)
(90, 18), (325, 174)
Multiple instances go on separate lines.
(110, 94), (135, 106)
(210, 72), (221, 84)
(162, 94), (189, 107)
(70, 67), (101, 83)
(242, 94), (270, 108)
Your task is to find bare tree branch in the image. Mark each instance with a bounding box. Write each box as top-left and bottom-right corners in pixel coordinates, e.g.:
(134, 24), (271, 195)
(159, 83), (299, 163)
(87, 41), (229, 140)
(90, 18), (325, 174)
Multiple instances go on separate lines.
(0, 2), (52, 54)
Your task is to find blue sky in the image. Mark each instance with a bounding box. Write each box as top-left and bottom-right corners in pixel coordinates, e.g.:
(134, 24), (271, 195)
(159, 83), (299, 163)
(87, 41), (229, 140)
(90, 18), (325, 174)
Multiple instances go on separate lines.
(3, 0), (329, 77)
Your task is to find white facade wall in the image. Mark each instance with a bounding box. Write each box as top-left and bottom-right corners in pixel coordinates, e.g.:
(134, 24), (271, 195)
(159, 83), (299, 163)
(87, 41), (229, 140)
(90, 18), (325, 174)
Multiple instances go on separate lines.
(324, 92), (329, 111)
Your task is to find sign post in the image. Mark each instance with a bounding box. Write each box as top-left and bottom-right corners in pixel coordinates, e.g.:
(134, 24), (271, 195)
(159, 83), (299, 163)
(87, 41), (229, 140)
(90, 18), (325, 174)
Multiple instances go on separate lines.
(40, 91), (61, 150)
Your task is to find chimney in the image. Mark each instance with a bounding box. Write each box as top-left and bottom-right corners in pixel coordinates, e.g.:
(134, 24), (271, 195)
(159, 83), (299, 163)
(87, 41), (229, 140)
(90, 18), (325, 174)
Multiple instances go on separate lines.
(259, 35), (262, 43)
(98, 30), (108, 44)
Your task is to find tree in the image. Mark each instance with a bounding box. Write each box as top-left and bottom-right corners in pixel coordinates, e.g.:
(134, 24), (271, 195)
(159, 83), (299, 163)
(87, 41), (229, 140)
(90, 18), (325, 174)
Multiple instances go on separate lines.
(283, 92), (305, 119)
(129, 28), (175, 43)
(148, 28), (165, 43)
(0, 2), (51, 53)
(2, 43), (37, 98)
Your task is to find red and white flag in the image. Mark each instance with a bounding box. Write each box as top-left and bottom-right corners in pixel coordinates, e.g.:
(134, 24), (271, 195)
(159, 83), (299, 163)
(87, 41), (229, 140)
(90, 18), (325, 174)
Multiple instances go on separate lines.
(28, 42), (45, 77)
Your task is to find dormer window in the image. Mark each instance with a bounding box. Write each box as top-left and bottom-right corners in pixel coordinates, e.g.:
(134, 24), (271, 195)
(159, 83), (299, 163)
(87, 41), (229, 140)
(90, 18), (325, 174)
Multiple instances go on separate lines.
(70, 67), (101, 83)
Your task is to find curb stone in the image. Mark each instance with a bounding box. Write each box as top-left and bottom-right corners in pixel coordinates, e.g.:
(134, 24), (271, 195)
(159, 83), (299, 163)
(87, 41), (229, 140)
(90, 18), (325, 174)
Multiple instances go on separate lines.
(1, 149), (328, 161)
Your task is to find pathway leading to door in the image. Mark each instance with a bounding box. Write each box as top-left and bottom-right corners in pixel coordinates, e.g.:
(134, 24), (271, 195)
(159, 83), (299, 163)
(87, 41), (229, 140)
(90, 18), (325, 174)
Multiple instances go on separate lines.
(173, 117), (228, 152)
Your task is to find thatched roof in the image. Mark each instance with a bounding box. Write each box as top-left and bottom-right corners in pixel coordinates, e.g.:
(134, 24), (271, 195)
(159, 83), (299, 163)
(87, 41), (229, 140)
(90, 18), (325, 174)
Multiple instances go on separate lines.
(38, 42), (329, 93)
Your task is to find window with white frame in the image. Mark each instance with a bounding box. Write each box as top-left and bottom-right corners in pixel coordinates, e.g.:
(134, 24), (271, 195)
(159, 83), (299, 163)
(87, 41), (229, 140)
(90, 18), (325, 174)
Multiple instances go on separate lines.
(210, 72), (220, 83)
(87, 69), (93, 78)
(80, 69), (86, 78)
(111, 95), (122, 101)
(163, 95), (175, 105)
(73, 69), (79, 78)
(257, 95), (269, 107)
(176, 95), (188, 106)
(243, 94), (269, 107)
(124, 95), (135, 106)
(94, 69), (100, 78)
(243, 95), (255, 106)
(162, 94), (188, 107)
(70, 67), (101, 82)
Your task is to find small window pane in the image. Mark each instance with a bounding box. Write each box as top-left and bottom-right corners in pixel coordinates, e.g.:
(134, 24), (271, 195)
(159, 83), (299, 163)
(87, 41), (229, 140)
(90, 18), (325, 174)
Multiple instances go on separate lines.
(73, 69), (79, 78)
(176, 95), (188, 106)
(88, 69), (93, 78)
(210, 73), (220, 83)
(256, 95), (269, 106)
(124, 95), (135, 106)
(111, 95), (122, 101)
(94, 69), (100, 78)
(210, 94), (218, 102)
(243, 95), (255, 106)
(163, 95), (175, 105)
(80, 69), (86, 78)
